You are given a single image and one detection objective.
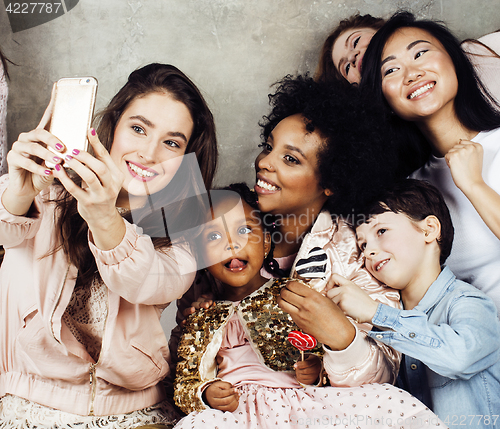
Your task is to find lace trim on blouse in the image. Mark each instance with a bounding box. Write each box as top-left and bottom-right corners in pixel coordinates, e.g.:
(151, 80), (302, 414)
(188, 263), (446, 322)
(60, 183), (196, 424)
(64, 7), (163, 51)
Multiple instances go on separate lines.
(62, 276), (108, 362)
(0, 394), (178, 428)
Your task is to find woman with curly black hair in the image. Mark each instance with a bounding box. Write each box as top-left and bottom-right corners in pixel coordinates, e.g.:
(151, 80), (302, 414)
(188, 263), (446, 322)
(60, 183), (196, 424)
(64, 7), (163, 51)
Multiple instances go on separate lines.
(258, 75), (403, 387)
(171, 76), (409, 402)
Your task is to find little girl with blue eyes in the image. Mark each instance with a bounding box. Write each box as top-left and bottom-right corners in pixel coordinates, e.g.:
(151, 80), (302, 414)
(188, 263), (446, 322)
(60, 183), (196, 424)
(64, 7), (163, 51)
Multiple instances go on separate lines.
(173, 183), (444, 429)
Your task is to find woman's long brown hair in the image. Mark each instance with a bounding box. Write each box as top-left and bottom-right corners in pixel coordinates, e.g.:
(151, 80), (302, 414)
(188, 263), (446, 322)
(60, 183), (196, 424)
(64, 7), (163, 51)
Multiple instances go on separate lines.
(51, 63), (218, 285)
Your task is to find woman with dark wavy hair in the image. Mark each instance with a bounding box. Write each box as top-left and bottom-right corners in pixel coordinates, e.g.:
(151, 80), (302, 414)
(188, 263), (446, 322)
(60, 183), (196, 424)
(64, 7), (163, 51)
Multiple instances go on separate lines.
(361, 11), (500, 315)
(0, 63), (217, 427)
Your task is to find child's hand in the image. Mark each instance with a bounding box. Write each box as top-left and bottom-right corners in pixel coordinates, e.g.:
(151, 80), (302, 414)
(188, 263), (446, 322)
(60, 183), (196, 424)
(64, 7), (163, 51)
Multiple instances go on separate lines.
(325, 274), (378, 324)
(203, 381), (239, 412)
(181, 294), (215, 326)
(182, 294), (215, 316)
(445, 140), (484, 196)
(295, 354), (322, 386)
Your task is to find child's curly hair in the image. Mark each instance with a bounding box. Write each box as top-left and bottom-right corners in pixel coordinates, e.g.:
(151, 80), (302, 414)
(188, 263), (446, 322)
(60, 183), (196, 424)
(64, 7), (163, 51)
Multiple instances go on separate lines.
(260, 75), (399, 218)
(220, 182), (260, 212)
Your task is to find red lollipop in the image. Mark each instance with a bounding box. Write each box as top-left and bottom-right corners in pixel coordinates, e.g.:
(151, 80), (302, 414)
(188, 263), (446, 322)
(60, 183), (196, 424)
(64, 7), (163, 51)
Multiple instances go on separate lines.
(287, 330), (317, 361)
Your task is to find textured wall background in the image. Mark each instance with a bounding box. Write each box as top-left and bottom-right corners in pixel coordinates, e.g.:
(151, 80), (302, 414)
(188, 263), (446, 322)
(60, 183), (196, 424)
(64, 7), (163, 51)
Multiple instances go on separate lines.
(1, 0), (499, 335)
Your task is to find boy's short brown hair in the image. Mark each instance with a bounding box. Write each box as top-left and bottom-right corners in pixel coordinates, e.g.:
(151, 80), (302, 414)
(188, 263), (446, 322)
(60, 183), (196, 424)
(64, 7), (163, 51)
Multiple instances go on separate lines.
(357, 179), (454, 265)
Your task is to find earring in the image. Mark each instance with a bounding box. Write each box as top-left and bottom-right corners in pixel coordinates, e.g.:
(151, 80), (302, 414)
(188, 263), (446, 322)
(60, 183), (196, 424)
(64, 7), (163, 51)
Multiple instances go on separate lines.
(264, 251), (269, 258)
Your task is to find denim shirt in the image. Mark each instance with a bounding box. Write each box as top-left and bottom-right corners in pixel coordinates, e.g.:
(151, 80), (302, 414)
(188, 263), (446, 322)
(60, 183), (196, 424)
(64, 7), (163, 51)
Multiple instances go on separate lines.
(368, 267), (500, 428)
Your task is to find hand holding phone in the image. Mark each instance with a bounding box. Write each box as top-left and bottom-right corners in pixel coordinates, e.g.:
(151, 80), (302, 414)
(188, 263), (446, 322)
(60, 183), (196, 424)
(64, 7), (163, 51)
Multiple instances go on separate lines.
(46, 77), (97, 168)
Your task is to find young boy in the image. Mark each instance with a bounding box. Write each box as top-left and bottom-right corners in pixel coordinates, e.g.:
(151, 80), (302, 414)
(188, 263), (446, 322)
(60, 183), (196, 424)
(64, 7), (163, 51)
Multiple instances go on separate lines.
(327, 179), (500, 428)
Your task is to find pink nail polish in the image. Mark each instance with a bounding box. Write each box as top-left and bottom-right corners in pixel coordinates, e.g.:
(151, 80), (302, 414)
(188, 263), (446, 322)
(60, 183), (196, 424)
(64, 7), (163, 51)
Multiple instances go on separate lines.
(53, 156), (61, 162)
(91, 128), (96, 136)
(72, 149), (80, 155)
(55, 143), (63, 151)
(65, 155), (73, 162)
(44, 169), (52, 175)
(54, 164), (61, 171)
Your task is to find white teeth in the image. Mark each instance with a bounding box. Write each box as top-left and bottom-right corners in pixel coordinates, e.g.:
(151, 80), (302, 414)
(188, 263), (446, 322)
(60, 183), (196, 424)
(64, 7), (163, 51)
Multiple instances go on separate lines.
(257, 179), (279, 191)
(409, 83), (434, 99)
(376, 260), (388, 271)
(128, 162), (156, 177)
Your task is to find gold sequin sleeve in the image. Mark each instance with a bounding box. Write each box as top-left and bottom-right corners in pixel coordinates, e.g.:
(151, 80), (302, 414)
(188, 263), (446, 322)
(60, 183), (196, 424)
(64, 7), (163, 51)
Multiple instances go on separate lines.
(174, 302), (232, 414)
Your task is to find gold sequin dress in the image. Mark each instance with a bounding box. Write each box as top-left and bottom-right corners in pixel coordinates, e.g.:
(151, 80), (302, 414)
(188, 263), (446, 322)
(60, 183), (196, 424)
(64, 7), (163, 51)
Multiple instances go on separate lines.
(174, 279), (446, 429)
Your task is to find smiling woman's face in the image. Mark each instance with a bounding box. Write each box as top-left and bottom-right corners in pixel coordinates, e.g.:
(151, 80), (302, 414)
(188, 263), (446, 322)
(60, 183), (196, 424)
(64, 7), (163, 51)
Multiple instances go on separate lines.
(254, 114), (330, 217)
(331, 27), (378, 84)
(379, 27), (458, 123)
(110, 91), (194, 209)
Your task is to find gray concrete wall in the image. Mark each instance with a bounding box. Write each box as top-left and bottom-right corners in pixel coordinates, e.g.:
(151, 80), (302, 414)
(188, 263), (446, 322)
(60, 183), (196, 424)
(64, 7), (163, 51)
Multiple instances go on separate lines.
(1, 0), (499, 336)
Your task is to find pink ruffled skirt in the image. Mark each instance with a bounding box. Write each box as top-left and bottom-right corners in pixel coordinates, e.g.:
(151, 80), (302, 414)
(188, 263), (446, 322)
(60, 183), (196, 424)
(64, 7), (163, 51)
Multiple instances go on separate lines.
(174, 383), (446, 429)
